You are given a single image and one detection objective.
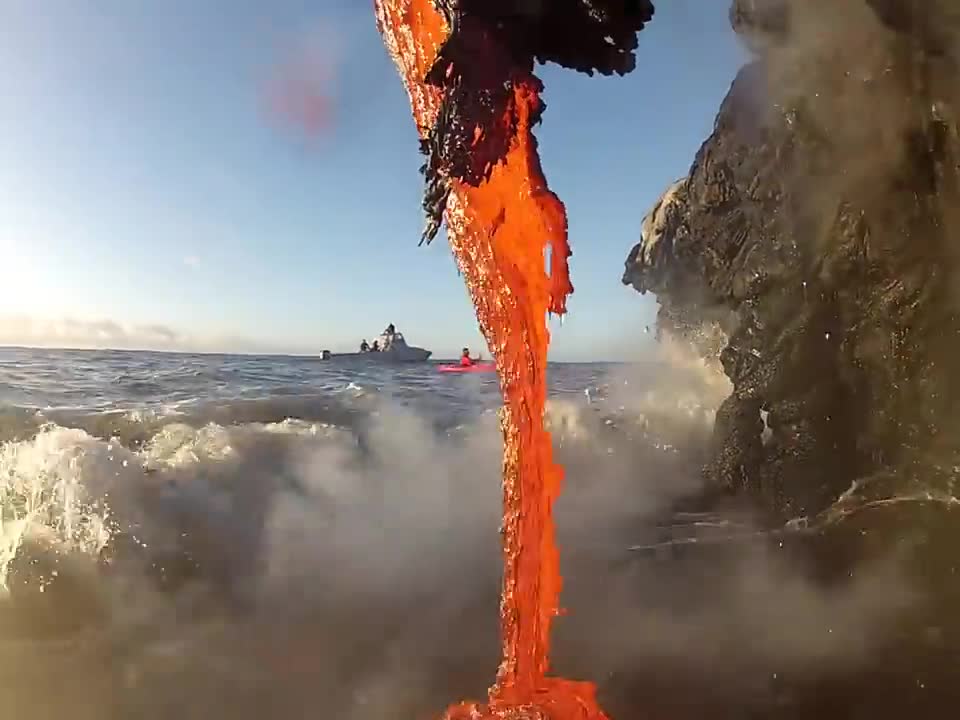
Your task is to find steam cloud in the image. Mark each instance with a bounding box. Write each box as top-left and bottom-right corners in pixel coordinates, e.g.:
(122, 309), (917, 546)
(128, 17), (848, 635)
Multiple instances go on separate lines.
(0, 344), (916, 719)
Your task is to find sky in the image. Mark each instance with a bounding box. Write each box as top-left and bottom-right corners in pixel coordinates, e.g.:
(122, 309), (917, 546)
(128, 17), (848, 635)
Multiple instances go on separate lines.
(0, 0), (746, 361)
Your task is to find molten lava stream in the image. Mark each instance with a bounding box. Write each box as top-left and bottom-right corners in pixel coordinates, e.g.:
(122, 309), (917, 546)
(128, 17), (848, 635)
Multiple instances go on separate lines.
(375, 2), (609, 718)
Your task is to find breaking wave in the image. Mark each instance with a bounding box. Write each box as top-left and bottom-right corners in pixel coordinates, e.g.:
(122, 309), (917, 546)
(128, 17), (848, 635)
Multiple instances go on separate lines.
(0, 352), (926, 718)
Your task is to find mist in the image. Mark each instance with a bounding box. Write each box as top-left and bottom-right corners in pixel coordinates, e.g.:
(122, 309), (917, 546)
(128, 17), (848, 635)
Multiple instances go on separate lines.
(0, 342), (919, 719)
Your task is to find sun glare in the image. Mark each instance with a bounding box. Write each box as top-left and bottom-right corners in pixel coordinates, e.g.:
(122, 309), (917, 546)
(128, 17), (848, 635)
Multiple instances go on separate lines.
(0, 234), (68, 326)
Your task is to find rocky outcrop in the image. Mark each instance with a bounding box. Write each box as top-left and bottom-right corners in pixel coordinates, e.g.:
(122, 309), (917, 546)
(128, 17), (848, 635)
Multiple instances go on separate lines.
(623, 178), (736, 366)
(623, 0), (960, 521)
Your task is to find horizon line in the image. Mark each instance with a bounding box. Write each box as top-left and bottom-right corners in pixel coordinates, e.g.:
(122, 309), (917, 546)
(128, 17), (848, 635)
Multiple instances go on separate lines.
(0, 343), (638, 364)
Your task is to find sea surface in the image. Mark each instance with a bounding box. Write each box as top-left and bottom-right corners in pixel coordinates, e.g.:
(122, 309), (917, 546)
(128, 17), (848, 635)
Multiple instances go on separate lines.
(0, 346), (926, 718)
(0, 346), (605, 433)
(0, 346), (731, 719)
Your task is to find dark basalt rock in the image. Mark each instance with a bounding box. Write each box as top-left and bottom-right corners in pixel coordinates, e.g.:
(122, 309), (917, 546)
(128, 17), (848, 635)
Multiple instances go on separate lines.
(621, 8), (960, 698)
(623, 0), (960, 522)
(418, 0), (656, 243)
(434, 0), (656, 77)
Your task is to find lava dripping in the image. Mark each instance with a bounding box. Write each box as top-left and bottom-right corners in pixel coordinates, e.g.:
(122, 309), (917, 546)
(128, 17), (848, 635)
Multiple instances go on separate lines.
(374, 1), (653, 718)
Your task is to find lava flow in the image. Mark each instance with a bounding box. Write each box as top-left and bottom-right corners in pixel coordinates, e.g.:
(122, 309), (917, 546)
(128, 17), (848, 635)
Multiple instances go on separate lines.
(374, 2), (654, 718)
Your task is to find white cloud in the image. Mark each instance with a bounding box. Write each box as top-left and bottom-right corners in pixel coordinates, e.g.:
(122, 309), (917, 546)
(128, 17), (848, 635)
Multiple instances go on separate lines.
(183, 255), (201, 269)
(0, 314), (187, 351)
(0, 314), (285, 355)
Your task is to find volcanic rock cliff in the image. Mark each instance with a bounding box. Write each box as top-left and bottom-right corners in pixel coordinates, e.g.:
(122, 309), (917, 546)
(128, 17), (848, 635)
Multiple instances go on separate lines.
(624, 0), (960, 524)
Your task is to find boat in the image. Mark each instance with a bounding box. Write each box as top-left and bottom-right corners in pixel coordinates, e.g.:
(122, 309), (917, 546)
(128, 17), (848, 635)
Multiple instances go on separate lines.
(329, 331), (432, 362)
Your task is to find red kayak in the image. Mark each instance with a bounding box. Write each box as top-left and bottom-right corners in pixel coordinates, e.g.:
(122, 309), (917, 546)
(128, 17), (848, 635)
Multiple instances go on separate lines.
(437, 362), (496, 373)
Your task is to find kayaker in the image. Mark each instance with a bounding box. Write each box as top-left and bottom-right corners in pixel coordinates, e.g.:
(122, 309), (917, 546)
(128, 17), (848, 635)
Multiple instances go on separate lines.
(460, 347), (474, 367)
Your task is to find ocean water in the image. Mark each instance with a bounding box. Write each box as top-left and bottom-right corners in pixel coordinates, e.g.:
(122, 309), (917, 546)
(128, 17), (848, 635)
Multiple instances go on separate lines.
(0, 346), (925, 718)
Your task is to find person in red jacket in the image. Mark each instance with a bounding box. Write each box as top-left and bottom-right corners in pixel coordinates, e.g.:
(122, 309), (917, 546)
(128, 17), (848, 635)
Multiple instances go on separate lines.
(460, 347), (474, 367)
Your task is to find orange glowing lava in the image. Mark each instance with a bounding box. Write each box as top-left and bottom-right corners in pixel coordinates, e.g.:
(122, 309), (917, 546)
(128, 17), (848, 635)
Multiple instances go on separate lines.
(375, 2), (608, 718)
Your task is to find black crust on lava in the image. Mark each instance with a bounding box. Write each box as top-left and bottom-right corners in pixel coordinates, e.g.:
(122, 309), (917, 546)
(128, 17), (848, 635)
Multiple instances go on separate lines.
(417, 0), (655, 244)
